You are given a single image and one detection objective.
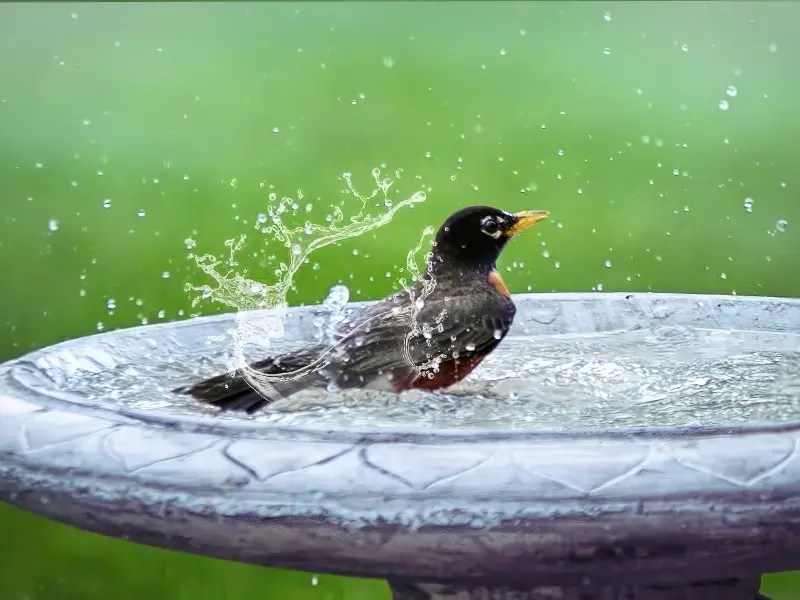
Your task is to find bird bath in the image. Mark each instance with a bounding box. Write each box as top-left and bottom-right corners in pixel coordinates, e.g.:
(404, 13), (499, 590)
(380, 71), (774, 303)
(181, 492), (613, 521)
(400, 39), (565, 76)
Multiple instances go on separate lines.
(1, 292), (799, 599)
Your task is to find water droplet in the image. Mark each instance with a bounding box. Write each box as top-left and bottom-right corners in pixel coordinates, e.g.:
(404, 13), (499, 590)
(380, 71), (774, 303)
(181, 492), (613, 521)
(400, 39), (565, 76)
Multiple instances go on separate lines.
(726, 85), (738, 97)
(720, 272), (727, 280)
(102, 198), (112, 208)
(256, 213), (268, 224)
(743, 197), (754, 213)
(96, 322), (105, 331)
(47, 219), (59, 232)
(768, 43), (778, 53)
(718, 99), (730, 111)
(776, 219), (789, 233)
(465, 343), (476, 352)
(184, 237), (196, 249)
(107, 298), (117, 310)
(137, 209), (146, 217)
(680, 43), (689, 52)
(603, 47), (611, 55)
(604, 260), (612, 268)
(499, 48), (507, 56)
(291, 244), (302, 256)
(603, 11), (612, 22)
(161, 271), (170, 279)
(311, 576), (319, 586)
(272, 126), (280, 133)
(556, 149), (564, 156)
(322, 285), (349, 311)
(424, 151), (432, 159)
(382, 56), (395, 68)
(493, 330), (503, 340)
(35, 162), (43, 168)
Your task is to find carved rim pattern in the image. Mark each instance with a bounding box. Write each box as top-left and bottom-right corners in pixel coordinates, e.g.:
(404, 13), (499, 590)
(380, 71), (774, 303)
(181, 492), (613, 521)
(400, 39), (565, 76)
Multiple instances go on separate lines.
(1, 292), (800, 587)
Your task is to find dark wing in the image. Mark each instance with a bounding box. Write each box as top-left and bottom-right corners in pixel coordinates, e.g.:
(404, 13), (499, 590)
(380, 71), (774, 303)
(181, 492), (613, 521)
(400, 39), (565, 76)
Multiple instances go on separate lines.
(173, 345), (327, 413)
(327, 286), (514, 385)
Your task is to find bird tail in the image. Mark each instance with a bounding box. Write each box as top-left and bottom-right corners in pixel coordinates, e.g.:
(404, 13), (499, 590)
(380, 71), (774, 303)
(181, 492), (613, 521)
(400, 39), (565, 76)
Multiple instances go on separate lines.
(173, 347), (327, 414)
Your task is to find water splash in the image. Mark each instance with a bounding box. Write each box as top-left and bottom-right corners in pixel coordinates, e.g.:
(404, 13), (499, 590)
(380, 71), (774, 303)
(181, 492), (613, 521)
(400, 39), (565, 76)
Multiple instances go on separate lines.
(399, 225), (442, 382)
(185, 168), (427, 398)
(313, 284), (350, 343)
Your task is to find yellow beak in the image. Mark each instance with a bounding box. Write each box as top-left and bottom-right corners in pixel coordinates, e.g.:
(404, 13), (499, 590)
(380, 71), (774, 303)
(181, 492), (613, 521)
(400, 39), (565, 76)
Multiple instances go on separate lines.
(508, 210), (549, 236)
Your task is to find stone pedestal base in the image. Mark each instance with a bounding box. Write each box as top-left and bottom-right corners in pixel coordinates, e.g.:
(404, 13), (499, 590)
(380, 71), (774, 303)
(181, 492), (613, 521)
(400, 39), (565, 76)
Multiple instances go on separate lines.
(389, 578), (767, 600)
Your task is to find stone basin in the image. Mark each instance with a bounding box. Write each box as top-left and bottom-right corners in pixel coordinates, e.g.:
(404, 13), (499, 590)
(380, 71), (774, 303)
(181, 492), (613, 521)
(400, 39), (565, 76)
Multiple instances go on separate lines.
(1, 292), (799, 599)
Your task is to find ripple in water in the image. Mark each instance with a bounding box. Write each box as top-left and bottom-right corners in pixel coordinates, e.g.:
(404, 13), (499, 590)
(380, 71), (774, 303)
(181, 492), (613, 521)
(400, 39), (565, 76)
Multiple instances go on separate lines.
(54, 324), (800, 430)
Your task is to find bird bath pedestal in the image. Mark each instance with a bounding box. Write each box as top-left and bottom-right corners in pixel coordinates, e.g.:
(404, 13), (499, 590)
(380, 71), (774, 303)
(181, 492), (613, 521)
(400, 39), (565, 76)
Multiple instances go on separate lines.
(1, 293), (799, 599)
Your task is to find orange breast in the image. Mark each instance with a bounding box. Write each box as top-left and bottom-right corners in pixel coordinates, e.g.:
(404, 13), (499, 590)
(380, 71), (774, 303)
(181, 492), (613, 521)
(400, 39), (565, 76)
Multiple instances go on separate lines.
(487, 270), (511, 299)
(406, 353), (488, 391)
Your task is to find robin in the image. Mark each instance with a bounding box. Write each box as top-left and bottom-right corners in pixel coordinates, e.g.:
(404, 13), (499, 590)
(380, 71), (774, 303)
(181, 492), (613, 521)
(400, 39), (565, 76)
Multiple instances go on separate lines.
(174, 205), (549, 413)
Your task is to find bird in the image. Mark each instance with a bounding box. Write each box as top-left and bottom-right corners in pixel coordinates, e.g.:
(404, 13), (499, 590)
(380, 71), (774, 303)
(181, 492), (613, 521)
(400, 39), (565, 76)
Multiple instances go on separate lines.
(173, 205), (549, 414)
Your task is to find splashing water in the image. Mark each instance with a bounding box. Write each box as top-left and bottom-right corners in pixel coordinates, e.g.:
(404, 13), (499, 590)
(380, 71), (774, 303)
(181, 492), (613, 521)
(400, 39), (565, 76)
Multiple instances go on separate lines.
(184, 168), (427, 399)
(399, 225), (441, 381)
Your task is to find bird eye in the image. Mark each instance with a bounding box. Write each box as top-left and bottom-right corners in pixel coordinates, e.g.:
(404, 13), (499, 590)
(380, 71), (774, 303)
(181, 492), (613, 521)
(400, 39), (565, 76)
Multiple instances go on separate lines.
(481, 217), (502, 238)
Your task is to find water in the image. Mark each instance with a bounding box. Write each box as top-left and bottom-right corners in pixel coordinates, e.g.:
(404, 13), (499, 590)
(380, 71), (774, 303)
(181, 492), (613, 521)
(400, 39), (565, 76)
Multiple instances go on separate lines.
(183, 168), (427, 401)
(44, 323), (800, 431)
(185, 168), (425, 313)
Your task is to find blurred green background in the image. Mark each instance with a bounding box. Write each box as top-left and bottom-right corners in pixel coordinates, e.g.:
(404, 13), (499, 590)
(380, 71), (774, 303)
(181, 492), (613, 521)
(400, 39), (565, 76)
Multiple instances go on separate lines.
(1, 2), (798, 598)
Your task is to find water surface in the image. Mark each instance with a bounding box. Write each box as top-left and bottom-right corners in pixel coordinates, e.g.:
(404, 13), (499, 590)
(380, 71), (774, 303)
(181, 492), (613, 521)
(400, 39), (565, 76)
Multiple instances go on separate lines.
(53, 324), (800, 430)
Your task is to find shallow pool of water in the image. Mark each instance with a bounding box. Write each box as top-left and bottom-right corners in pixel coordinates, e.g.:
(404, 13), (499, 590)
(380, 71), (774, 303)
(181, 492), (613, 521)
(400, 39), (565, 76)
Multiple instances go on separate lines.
(50, 324), (800, 430)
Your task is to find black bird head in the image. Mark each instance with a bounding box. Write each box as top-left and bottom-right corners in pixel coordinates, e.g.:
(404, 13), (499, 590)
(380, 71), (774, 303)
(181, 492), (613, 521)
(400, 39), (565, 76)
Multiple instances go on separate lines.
(430, 205), (549, 273)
